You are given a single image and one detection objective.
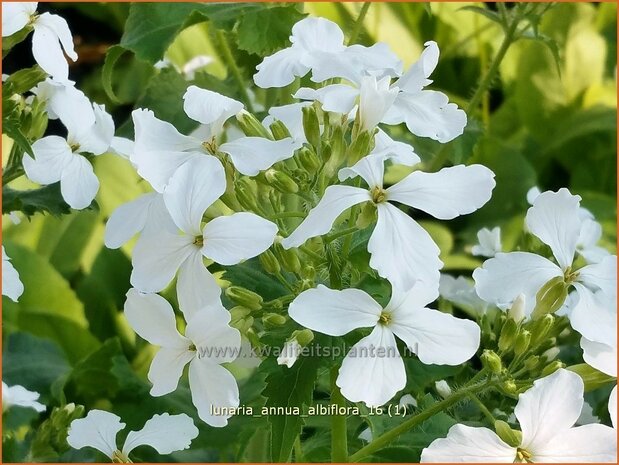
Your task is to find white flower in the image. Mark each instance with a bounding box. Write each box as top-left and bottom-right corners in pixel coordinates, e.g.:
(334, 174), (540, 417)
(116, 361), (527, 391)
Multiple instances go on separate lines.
(295, 41), (466, 142)
(471, 227), (502, 258)
(124, 289), (240, 427)
(421, 369), (617, 462)
(253, 17), (401, 89)
(2, 246), (24, 302)
(263, 102), (313, 144)
(67, 409), (198, 461)
(2, 3), (77, 82)
(2, 381), (45, 413)
(22, 93), (114, 209)
(474, 189), (617, 346)
(282, 155), (495, 290)
(399, 393), (418, 409)
(130, 157), (277, 317)
(580, 337), (617, 428)
(288, 282), (480, 406)
(277, 340), (302, 368)
(131, 86), (300, 192)
(439, 274), (489, 316)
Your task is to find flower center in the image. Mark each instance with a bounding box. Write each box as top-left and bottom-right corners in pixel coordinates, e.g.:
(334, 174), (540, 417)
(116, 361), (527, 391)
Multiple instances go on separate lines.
(563, 266), (579, 285)
(371, 186), (387, 204)
(516, 448), (533, 463)
(202, 137), (217, 155)
(379, 311), (392, 325)
(188, 343), (197, 352)
(194, 236), (204, 247)
(112, 450), (132, 463)
(69, 143), (80, 153)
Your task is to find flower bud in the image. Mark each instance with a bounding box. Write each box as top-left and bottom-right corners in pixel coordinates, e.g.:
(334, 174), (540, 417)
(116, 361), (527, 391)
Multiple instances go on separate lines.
(501, 379), (518, 395)
(259, 249), (280, 275)
(265, 169), (299, 194)
(234, 177), (258, 211)
(498, 318), (518, 352)
(524, 355), (541, 371)
(348, 129), (375, 163)
(225, 286), (263, 311)
(292, 328), (314, 347)
(262, 312), (287, 327)
(237, 109), (273, 139)
(494, 420), (522, 448)
(514, 330), (531, 356)
(481, 349), (503, 374)
(230, 306), (252, 322)
(541, 361), (565, 377)
(542, 347), (560, 362)
(269, 119), (292, 140)
(297, 146), (322, 173)
(531, 276), (568, 319)
(302, 105), (321, 149)
(529, 314), (554, 347)
(434, 380), (452, 398)
(508, 294), (526, 323)
(274, 243), (301, 274)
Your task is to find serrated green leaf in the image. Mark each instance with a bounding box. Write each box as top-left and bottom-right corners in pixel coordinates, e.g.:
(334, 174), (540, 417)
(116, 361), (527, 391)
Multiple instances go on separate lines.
(458, 6), (503, 26)
(237, 7), (306, 56)
(2, 184), (71, 217)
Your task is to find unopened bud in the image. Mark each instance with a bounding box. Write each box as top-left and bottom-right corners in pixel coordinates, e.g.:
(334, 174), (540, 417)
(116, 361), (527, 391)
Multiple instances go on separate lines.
(541, 361), (565, 377)
(532, 276), (568, 319)
(434, 380), (452, 398)
(302, 105), (321, 149)
(494, 420), (522, 448)
(259, 249), (280, 275)
(269, 119), (292, 140)
(524, 355), (541, 371)
(542, 347), (560, 362)
(508, 294), (526, 323)
(234, 177), (258, 211)
(274, 243), (301, 273)
(297, 145), (322, 173)
(514, 330), (531, 356)
(226, 286), (263, 311)
(237, 109), (273, 139)
(481, 349), (503, 374)
(265, 169), (299, 194)
(501, 379), (518, 395)
(292, 329), (314, 347)
(262, 312), (287, 327)
(348, 129), (375, 163)
(529, 314), (554, 347)
(498, 318), (518, 352)
(230, 306), (252, 322)
(302, 265), (316, 280)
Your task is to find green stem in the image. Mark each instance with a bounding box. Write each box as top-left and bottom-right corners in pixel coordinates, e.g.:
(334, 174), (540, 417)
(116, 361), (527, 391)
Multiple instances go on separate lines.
(275, 272), (295, 292)
(299, 245), (323, 263)
(347, 2), (371, 45)
(269, 211), (307, 219)
(349, 380), (495, 462)
(294, 435), (304, 462)
(469, 393), (496, 425)
(215, 29), (254, 113)
(331, 368), (348, 462)
(324, 226), (358, 244)
(2, 167), (24, 185)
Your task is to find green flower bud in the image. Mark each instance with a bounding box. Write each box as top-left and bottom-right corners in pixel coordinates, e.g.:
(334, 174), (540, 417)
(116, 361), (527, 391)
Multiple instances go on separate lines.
(541, 361), (565, 377)
(481, 349), (503, 374)
(237, 109), (273, 139)
(262, 312), (287, 327)
(348, 129), (376, 163)
(531, 276), (568, 319)
(524, 355), (541, 371)
(302, 105), (321, 149)
(498, 318), (518, 352)
(274, 243), (301, 274)
(529, 314), (554, 347)
(302, 264), (316, 280)
(265, 169), (299, 194)
(230, 306), (252, 323)
(269, 119), (292, 140)
(297, 145), (322, 173)
(292, 329), (314, 346)
(494, 420), (522, 448)
(514, 330), (531, 356)
(259, 249), (281, 275)
(226, 286), (263, 311)
(234, 177), (258, 211)
(501, 379), (518, 395)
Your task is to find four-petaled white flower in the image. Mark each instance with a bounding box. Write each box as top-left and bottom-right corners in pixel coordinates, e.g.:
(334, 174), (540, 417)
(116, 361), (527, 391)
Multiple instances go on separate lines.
(130, 156), (277, 315)
(472, 226), (502, 258)
(282, 155), (495, 290)
(289, 282), (480, 406)
(421, 369), (617, 462)
(2, 381), (45, 413)
(2, 246), (24, 302)
(22, 92), (114, 209)
(124, 289), (241, 427)
(67, 409), (198, 461)
(130, 85), (300, 192)
(2, 2), (77, 82)
(474, 189), (617, 348)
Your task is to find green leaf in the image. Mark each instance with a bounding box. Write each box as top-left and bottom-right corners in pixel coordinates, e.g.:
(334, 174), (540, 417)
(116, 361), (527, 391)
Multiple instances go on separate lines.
(222, 258), (289, 301)
(2, 184), (71, 217)
(237, 6), (306, 56)
(458, 6), (503, 26)
(101, 45), (130, 104)
(5, 65), (48, 94)
(568, 363), (616, 392)
(2, 89), (34, 158)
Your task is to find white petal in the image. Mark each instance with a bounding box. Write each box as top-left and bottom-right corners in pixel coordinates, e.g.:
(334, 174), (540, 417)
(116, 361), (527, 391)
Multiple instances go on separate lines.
(176, 252), (222, 321)
(516, 369), (584, 451)
(182, 86), (243, 136)
(358, 75), (399, 131)
(265, 102), (312, 143)
(109, 136), (134, 159)
(395, 41), (440, 93)
(130, 231), (196, 293)
(104, 193), (158, 249)
(22, 135), (72, 185)
(439, 274), (488, 315)
(338, 152), (386, 188)
(35, 13), (77, 60)
(389, 90), (466, 143)
(148, 347), (194, 397)
(386, 280), (439, 313)
(569, 283), (616, 347)
(123, 288), (189, 348)
(122, 413), (198, 456)
(2, 248), (24, 302)
(74, 104), (115, 155)
(580, 337), (617, 377)
(185, 306), (241, 364)
(531, 424), (617, 462)
(577, 254), (617, 299)
(254, 47), (309, 88)
(337, 326), (405, 407)
(526, 186), (542, 205)
(201, 212), (278, 265)
(387, 165), (496, 220)
(163, 156), (226, 235)
(525, 188), (583, 269)
(472, 227), (502, 258)
(369, 203), (442, 291)
(294, 84), (360, 114)
(60, 154), (99, 210)
(472, 252), (562, 316)
(189, 359), (239, 427)
(281, 185), (370, 249)
(421, 424), (516, 463)
(219, 137), (301, 176)
(2, 383), (44, 412)
(277, 340), (302, 368)
(37, 80), (94, 131)
(610, 386), (617, 429)
(291, 17), (345, 54)
(2, 2), (36, 37)
(371, 129), (420, 166)
(389, 303), (480, 366)
(288, 284), (382, 336)
(67, 410), (124, 459)
(31, 14), (75, 82)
